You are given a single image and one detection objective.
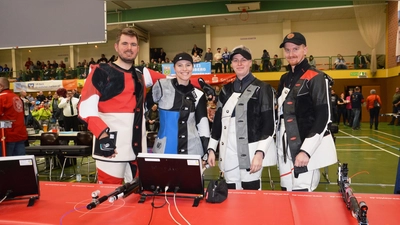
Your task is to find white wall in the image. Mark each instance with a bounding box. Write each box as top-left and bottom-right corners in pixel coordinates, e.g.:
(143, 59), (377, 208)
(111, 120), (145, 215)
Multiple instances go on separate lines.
(0, 50), (12, 69)
(291, 19), (385, 56)
(211, 22), (283, 58)
(210, 18), (385, 59)
(138, 36), (150, 65)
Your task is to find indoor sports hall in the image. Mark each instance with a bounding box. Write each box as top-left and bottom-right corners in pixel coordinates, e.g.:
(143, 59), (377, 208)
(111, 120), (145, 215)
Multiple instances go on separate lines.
(1, 1), (400, 225)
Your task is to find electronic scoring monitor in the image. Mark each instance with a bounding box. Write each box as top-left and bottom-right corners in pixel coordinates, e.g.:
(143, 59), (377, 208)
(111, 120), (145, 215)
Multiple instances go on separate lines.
(0, 155), (39, 201)
(137, 153), (204, 195)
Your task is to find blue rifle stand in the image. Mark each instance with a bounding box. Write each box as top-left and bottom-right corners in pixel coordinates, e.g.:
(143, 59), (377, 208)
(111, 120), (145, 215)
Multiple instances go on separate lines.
(395, 157), (400, 194)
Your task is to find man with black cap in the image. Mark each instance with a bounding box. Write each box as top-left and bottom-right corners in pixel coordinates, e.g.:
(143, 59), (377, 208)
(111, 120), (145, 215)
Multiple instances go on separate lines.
(276, 32), (337, 192)
(207, 45), (276, 190)
(149, 52), (210, 156)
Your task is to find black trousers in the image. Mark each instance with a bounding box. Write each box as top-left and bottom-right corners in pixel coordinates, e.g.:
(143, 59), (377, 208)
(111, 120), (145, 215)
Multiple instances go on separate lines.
(390, 105), (400, 124)
(337, 107), (347, 125)
(331, 106), (338, 123)
(214, 63), (222, 73)
(64, 115), (79, 131)
(346, 109), (353, 126)
(223, 63), (231, 73)
(369, 107), (380, 129)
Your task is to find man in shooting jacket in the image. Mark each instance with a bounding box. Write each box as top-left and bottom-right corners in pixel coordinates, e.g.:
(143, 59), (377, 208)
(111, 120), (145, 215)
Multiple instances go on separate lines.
(276, 32), (337, 192)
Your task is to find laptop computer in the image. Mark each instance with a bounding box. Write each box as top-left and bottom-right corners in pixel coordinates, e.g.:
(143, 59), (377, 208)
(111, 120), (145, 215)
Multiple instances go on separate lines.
(137, 153), (204, 195)
(0, 155), (40, 204)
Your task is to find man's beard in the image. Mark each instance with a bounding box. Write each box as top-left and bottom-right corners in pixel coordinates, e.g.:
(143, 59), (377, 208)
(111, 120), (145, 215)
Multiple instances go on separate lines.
(119, 52), (136, 64)
(119, 56), (135, 64)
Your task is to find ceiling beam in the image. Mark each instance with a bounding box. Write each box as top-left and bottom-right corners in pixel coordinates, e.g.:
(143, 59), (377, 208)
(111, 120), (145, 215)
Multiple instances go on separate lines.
(112, 1), (132, 10)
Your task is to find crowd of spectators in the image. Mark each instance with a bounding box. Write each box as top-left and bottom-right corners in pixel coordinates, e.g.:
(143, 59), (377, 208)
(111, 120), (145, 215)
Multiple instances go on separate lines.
(11, 54), (116, 82)
(332, 85), (386, 131)
(145, 48), (170, 72)
(21, 89), (83, 131)
(1, 48), (375, 82)
(0, 64), (11, 73)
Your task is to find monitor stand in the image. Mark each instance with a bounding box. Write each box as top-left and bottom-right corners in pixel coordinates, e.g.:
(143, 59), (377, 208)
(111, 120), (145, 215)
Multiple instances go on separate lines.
(27, 196), (39, 207)
(138, 192), (203, 207)
(4, 195), (39, 207)
(3, 175), (40, 207)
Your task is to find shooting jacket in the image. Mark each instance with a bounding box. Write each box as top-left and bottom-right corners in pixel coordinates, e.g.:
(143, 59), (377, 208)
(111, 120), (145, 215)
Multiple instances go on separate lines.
(208, 74), (276, 171)
(277, 59), (337, 170)
(78, 63), (164, 162)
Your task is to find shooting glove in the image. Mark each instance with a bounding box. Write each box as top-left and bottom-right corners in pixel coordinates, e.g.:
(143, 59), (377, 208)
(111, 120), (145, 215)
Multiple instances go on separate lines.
(98, 134), (116, 157)
(294, 166), (308, 178)
(198, 78), (215, 101)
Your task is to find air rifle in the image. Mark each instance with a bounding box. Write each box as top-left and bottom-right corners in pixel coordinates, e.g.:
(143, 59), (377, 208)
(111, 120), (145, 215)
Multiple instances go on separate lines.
(87, 178), (139, 210)
(337, 162), (368, 225)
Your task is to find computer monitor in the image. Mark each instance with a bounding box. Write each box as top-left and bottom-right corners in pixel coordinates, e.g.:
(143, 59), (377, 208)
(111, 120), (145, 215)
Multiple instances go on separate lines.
(137, 153), (204, 195)
(0, 155), (40, 201)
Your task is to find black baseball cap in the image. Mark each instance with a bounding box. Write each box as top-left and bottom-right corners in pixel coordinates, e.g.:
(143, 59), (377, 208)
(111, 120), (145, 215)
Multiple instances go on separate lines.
(172, 52), (193, 65)
(279, 32), (307, 48)
(229, 47), (252, 61)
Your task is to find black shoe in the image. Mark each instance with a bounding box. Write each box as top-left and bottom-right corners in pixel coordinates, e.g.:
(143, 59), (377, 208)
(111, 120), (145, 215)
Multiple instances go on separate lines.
(375, 128), (378, 130)
(388, 123), (394, 125)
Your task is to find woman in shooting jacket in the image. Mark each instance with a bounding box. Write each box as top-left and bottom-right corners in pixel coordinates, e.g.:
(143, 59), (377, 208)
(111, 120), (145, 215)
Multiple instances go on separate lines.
(207, 45), (276, 190)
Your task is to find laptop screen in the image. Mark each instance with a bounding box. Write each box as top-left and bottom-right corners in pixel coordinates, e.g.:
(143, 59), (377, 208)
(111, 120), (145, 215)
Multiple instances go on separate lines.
(137, 153), (204, 195)
(0, 155), (39, 199)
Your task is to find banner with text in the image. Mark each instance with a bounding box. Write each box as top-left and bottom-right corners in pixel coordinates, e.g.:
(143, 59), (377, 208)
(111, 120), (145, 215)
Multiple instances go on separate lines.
(191, 74), (236, 85)
(13, 79), (78, 92)
(162, 62), (211, 76)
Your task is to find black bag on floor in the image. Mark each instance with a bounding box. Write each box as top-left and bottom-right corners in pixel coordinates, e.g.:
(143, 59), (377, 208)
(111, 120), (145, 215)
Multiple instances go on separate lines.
(329, 123), (338, 134)
(205, 179), (228, 203)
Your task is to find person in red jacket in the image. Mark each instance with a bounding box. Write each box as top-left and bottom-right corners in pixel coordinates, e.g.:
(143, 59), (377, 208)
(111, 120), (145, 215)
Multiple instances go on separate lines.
(0, 77), (27, 156)
(365, 89), (382, 130)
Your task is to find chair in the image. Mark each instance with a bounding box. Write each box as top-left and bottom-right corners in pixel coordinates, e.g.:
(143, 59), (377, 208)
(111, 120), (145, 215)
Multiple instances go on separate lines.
(41, 132), (59, 145)
(146, 131), (158, 153)
(60, 131), (94, 181)
(40, 132), (61, 180)
(76, 131), (93, 146)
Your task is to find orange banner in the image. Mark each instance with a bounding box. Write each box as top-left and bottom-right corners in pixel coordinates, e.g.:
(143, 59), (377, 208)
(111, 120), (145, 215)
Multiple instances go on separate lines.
(192, 73), (236, 85)
(62, 79), (78, 90)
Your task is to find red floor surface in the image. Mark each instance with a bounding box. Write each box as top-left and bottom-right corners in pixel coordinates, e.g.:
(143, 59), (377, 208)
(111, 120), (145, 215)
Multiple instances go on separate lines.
(0, 182), (399, 225)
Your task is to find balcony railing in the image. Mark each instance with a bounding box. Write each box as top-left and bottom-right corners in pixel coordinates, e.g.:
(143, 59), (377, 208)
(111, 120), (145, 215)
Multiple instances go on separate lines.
(1, 54), (384, 81)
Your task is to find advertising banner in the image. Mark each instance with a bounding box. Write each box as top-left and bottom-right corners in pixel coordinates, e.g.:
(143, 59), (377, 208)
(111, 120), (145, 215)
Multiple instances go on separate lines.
(13, 79), (78, 92)
(162, 62), (211, 76)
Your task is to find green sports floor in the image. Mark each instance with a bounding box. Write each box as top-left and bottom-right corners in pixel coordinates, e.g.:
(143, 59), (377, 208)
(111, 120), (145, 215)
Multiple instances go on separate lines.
(37, 122), (400, 194)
